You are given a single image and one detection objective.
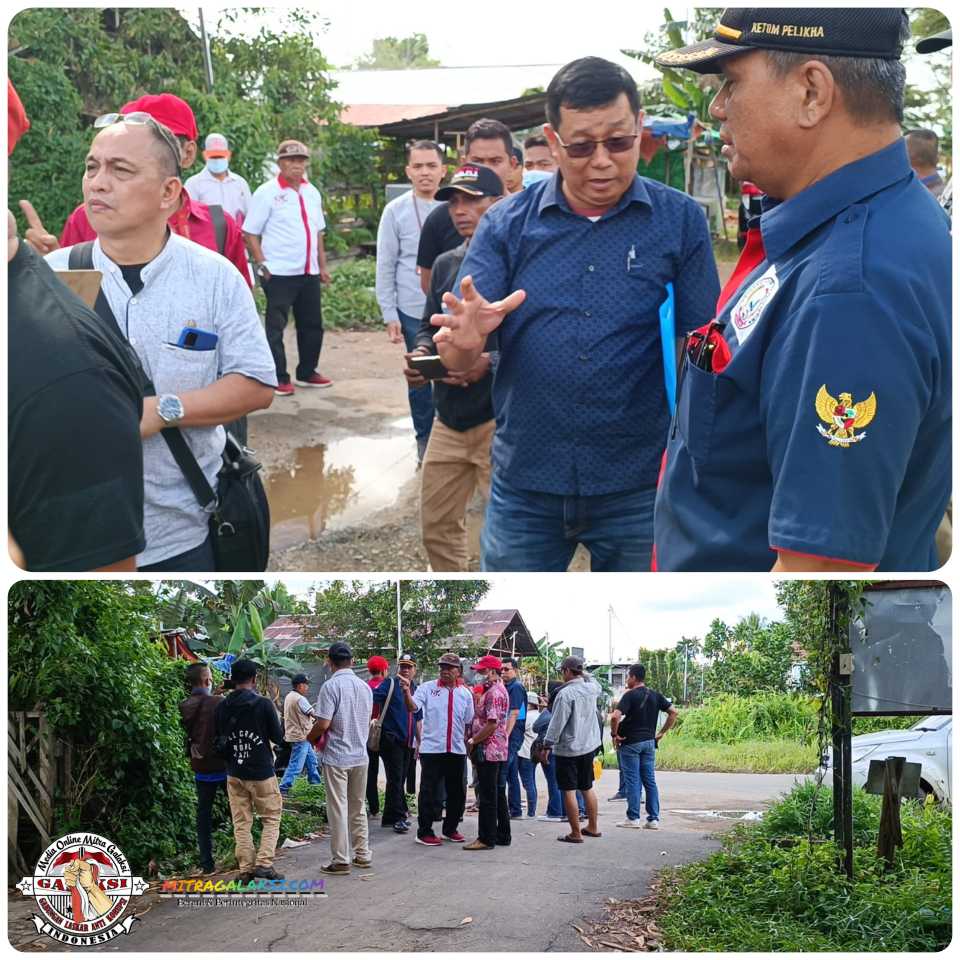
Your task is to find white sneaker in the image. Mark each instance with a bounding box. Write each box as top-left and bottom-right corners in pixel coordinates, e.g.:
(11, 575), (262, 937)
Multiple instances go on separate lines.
(537, 815), (566, 822)
(616, 819), (642, 829)
(643, 819), (660, 830)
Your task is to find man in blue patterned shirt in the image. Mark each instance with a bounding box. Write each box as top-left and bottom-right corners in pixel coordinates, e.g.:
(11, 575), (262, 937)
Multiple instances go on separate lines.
(431, 57), (719, 571)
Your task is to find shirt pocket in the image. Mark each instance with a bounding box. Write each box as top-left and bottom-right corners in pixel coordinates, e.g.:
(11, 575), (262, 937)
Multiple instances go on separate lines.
(153, 342), (218, 395)
(675, 356), (718, 466)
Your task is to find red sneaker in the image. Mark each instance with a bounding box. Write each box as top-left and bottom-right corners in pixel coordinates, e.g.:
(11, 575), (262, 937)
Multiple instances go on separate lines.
(295, 372), (333, 388)
(443, 832), (465, 843)
(414, 835), (443, 847)
(274, 382), (295, 397)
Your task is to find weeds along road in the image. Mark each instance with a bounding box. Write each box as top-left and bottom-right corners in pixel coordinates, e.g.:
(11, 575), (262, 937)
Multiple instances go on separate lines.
(50, 770), (803, 954)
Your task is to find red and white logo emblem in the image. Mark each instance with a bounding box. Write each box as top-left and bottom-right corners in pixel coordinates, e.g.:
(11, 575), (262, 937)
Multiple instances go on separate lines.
(16, 832), (147, 946)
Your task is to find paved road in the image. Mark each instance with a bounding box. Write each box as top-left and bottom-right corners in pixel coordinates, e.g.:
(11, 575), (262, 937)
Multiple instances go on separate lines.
(23, 770), (802, 953)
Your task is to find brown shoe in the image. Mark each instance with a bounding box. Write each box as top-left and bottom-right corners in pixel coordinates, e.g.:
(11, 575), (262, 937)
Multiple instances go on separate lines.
(462, 839), (494, 851)
(352, 857), (372, 868)
(320, 862), (351, 875)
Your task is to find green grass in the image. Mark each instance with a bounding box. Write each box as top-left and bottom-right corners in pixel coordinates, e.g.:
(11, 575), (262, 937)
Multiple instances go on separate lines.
(658, 782), (951, 952)
(604, 737), (818, 774)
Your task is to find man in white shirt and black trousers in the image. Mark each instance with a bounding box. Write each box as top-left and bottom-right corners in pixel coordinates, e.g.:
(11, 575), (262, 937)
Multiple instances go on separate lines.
(244, 139), (332, 397)
(411, 652), (475, 846)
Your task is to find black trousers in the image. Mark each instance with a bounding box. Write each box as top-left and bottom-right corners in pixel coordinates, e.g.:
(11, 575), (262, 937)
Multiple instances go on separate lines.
(263, 274), (323, 383)
(366, 747), (380, 815)
(406, 749), (417, 795)
(417, 753), (465, 839)
(379, 734), (411, 825)
(196, 778), (226, 870)
(475, 755), (509, 847)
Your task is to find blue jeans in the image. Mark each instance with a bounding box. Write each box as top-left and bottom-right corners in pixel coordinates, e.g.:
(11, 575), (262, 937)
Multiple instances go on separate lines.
(616, 747), (626, 796)
(620, 740), (659, 822)
(544, 754), (585, 817)
(480, 470), (656, 571)
(518, 757), (538, 816)
(505, 734), (523, 816)
(398, 309), (434, 441)
(279, 740), (322, 792)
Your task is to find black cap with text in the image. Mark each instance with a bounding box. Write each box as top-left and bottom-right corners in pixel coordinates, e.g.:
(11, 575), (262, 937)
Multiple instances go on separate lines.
(655, 8), (908, 74)
(435, 164), (504, 201)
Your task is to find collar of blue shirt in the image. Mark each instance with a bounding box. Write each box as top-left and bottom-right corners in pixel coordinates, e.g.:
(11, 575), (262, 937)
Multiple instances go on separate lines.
(759, 138), (910, 262)
(536, 172), (653, 220)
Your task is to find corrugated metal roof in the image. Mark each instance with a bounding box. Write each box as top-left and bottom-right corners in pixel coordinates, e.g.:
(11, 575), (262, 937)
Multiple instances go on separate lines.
(339, 103), (448, 126)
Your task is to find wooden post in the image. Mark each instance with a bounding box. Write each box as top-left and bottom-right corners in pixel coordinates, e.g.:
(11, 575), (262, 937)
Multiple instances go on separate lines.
(877, 756), (905, 870)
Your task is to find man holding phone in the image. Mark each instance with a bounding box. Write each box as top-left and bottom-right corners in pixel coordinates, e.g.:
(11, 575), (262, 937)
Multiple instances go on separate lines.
(44, 115), (276, 570)
(405, 165), (504, 571)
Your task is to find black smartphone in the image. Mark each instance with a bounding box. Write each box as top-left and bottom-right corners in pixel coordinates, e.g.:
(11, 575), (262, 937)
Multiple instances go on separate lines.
(409, 355), (449, 380)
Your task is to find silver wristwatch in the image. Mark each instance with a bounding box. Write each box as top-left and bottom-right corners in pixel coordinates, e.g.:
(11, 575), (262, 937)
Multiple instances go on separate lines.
(157, 393), (185, 426)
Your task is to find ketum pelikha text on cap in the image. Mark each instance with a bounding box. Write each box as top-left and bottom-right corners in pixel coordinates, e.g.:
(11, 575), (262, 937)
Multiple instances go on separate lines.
(654, 8), (909, 74)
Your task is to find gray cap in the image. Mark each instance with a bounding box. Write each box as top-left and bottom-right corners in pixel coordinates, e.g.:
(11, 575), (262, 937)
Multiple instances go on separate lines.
(560, 655), (584, 674)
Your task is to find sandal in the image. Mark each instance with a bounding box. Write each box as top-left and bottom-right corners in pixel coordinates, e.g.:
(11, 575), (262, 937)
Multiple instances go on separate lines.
(557, 834), (584, 844)
(582, 829), (602, 838)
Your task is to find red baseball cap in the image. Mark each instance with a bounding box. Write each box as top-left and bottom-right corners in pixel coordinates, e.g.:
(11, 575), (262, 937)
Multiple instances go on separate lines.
(8, 79), (30, 156)
(121, 93), (198, 140)
(473, 655), (503, 671)
(366, 655), (389, 674)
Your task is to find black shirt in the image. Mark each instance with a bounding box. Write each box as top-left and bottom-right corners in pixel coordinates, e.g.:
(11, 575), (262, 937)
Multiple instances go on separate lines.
(8, 241), (146, 570)
(416, 203), (463, 270)
(215, 688), (284, 780)
(414, 242), (496, 432)
(616, 686), (672, 743)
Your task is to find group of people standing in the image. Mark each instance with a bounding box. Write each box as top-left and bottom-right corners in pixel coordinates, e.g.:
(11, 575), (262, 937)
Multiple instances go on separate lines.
(178, 647), (678, 878)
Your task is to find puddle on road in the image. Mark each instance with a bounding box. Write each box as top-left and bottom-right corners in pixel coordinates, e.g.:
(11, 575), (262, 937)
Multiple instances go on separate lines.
(672, 809), (764, 821)
(265, 420), (417, 551)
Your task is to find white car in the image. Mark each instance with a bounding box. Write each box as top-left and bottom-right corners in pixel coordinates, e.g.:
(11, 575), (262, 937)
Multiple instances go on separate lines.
(819, 715), (952, 805)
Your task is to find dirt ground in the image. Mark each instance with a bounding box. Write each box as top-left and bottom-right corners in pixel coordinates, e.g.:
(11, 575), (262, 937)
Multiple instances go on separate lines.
(256, 262), (735, 573)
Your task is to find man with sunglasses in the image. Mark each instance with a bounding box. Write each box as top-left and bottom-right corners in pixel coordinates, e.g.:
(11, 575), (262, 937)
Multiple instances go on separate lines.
(21, 94), (251, 288)
(43, 112), (276, 570)
(431, 57), (719, 572)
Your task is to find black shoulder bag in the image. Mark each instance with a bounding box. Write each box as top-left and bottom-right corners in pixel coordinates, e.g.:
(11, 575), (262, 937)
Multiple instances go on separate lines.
(68, 242), (270, 570)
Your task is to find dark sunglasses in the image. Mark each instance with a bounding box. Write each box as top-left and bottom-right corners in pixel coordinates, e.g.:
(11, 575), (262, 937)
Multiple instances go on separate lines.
(554, 132), (639, 160)
(93, 111), (183, 177)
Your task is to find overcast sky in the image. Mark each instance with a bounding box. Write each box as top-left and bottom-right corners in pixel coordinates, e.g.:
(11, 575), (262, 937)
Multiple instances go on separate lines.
(263, 575), (782, 663)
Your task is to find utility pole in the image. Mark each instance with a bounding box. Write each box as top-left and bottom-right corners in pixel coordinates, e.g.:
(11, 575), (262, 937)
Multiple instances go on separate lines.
(682, 644), (689, 703)
(396, 580), (402, 661)
(607, 605), (614, 688)
(198, 9), (214, 92)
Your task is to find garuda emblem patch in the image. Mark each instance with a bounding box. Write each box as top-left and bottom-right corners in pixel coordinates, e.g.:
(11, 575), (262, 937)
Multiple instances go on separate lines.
(815, 385), (876, 447)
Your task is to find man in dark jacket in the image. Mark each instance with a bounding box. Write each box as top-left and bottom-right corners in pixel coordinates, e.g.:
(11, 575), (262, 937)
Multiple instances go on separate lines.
(214, 659), (285, 881)
(179, 662), (226, 874)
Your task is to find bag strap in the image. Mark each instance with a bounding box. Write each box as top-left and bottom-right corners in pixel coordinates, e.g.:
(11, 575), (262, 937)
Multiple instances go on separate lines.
(376, 678), (396, 725)
(68, 241), (217, 511)
(207, 204), (227, 256)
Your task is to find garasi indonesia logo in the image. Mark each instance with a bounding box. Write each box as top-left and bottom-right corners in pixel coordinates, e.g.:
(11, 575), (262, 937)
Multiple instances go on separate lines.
(16, 832), (147, 947)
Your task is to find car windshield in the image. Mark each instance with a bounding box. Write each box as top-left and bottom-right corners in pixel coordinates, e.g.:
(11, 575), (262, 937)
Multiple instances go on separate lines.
(910, 715), (951, 732)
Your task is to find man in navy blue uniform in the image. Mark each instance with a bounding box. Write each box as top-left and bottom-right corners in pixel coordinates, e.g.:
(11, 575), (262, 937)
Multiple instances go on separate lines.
(647, 7), (950, 572)
(430, 57), (720, 572)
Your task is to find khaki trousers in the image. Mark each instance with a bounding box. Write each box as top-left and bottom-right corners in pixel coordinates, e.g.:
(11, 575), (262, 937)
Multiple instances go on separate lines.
(322, 763), (370, 866)
(420, 418), (494, 571)
(226, 776), (283, 872)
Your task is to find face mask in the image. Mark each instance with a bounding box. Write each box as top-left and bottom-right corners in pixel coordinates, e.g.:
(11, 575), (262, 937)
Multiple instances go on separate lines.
(206, 158), (229, 174)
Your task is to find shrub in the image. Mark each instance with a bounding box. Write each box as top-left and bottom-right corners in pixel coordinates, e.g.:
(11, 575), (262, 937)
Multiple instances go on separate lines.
(676, 693), (819, 743)
(659, 783), (952, 952)
(324, 259), (381, 329)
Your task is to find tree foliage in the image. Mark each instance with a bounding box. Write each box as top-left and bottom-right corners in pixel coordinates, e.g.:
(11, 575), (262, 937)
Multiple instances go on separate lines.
(352, 33), (440, 70)
(311, 580), (490, 670)
(8, 581), (196, 871)
(702, 612), (797, 697)
(903, 8), (952, 161)
(8, 8), (380, 237)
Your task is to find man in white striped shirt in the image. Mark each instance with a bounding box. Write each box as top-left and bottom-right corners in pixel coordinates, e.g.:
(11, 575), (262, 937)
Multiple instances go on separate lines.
(308, 643), (373, 875)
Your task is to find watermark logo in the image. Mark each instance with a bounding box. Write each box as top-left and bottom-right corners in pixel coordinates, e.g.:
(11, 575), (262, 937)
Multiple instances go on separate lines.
(16, 832), (147, 947)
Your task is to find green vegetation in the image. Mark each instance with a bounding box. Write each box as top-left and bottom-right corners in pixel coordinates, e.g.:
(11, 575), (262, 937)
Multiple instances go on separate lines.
(659, 783), (951, 952)
(323, 259), (381, 330)
(677, 692), (817, 742)
(607, 738), (817, 775)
